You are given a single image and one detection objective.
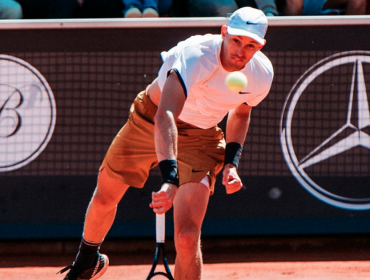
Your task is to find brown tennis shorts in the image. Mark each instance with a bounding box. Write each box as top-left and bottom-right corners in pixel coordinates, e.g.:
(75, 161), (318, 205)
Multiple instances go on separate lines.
(99, 89), (226, 194)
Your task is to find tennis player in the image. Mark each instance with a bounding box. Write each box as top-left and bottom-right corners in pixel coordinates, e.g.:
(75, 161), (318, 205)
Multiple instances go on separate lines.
(59, 7), (273, 280)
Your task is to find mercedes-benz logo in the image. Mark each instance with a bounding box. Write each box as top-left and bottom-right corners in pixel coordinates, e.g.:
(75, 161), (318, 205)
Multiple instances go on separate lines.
(280, 51), (370, 210)
(0, 55), (56, 172)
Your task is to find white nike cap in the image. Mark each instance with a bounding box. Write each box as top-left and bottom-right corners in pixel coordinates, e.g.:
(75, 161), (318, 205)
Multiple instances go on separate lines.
(227, 7), (268, 45)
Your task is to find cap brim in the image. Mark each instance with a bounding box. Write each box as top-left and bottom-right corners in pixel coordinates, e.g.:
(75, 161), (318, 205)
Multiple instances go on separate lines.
(227, 26), (266, 45)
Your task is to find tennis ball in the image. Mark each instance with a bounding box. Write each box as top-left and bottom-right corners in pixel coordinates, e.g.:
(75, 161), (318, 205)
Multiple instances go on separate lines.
(225, 71), (248, 92)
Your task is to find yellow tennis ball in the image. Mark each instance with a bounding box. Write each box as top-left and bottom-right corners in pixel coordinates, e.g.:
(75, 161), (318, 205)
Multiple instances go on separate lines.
(225, 71), (248, 92)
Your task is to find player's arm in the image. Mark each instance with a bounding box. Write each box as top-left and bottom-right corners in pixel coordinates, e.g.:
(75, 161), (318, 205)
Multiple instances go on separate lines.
(150, 70), (186, 214)
(222, 103), (252, 194)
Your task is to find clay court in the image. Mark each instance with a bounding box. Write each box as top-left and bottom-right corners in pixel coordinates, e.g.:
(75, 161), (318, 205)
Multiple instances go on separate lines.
(1, 235), (369, 279)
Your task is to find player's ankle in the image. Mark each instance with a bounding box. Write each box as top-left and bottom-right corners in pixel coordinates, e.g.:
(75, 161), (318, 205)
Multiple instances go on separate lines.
(74, 238), (102, 269)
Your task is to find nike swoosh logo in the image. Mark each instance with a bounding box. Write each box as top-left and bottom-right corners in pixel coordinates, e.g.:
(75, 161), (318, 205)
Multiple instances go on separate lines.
(239, 92), (251, 94)
(246, 21), (258, 25)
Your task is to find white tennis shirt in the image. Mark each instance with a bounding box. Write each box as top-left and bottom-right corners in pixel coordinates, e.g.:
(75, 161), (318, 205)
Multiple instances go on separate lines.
(157, 34), (274, 129)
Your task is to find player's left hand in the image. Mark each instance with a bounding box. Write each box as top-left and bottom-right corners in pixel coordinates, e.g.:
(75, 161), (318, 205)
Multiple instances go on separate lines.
(150, 182), (178, 214)
(222, 164), (243, 194)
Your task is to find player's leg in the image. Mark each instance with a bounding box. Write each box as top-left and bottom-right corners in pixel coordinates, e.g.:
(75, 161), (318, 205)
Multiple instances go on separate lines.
(83, 167), (130, 243)
(172, 121), (224, 279)
(173, 180), (210, 280)
(58, 169), (130, 280)
(76, 168), (129, 271)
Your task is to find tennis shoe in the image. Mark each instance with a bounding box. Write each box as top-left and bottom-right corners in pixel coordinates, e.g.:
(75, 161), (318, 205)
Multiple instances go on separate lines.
(58, 253), (109, 280)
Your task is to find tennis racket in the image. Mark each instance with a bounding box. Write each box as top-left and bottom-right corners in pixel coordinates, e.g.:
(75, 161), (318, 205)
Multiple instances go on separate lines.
(146, 213), (174, 280)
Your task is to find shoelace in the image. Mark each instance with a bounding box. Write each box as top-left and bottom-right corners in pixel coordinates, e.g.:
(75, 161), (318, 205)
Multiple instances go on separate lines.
(57, 263), (81, 278)
(57, 264), (73, 274)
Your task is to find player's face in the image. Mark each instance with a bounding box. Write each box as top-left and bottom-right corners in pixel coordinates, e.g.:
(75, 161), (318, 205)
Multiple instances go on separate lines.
(220, 25), (264, 72)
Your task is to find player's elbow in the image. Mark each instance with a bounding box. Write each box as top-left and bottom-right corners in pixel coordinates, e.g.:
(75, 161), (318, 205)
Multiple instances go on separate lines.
(154, 110), (174, 126)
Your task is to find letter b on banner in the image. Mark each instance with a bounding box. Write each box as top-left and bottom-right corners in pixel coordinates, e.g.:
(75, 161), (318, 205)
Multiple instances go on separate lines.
(0, 55), (56, 172)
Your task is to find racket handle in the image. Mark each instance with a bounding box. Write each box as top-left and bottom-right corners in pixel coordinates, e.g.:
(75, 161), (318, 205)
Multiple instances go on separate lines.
(156, 213), (165, 243)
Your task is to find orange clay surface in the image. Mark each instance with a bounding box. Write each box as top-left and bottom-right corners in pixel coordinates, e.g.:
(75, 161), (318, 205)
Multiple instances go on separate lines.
(0, 261), (369, 280)
(1, 239), (369, 280)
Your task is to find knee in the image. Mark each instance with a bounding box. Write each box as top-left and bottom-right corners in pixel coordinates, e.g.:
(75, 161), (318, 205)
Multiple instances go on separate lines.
(175, 228), (200, 254)
(91, 187), (119, 210)
(91, 169), (128, 209)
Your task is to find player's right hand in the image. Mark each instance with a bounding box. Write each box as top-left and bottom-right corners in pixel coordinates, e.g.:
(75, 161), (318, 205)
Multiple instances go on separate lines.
(149, 183), (178, 214)
(222, 164), (243, 194)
